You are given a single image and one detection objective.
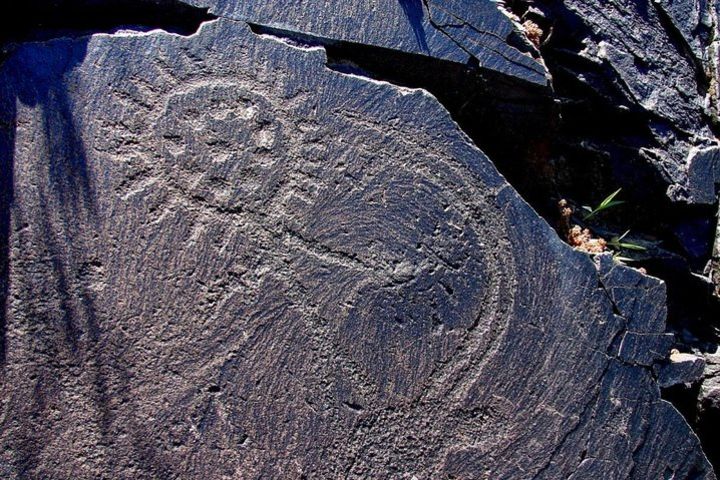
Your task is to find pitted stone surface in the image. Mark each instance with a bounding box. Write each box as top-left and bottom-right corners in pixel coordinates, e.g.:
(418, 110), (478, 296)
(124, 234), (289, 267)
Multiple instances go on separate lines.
(183, 0), (550, 86)
(0, 15), (714, 480)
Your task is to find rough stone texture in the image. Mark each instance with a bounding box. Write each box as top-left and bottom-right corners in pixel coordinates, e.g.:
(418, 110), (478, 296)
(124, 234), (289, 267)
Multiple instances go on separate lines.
(0, 15), (714, 479)
(184, 0), (550, 87)
(534, 0), (720, 205)
(697, 350), (720, 471)
(700, 350), (720, 407)
(656, 352), (706, 388)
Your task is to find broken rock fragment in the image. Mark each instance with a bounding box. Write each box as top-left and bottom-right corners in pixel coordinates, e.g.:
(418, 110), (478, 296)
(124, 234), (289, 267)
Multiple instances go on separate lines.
(185, 0), (550, 86)
(656, 352), (706, 388)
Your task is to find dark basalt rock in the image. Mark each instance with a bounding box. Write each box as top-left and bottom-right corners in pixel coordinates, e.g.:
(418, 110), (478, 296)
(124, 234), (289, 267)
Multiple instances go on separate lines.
(184, 0), (550, 87)
(0, 14), (714, 479)
(526, 0), (720, 206)
(655, 352), (705, 388)
(183, 0), (559, 188)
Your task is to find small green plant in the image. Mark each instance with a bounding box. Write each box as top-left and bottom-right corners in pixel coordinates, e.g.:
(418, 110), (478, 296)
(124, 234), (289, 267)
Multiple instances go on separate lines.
(612, 252), (636, 263)
(582, 188), (625, 221)
(607, 229), (646, 252)
(562, 188), (648, 263)
(608, 230), (646, 262)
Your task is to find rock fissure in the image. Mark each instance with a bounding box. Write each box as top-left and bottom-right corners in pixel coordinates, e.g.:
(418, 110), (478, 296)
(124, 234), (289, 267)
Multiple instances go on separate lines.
(0, 1), (718, 478)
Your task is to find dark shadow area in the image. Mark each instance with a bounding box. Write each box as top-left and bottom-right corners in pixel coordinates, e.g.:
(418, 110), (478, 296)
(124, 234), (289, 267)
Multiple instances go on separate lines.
(13, 40), (97, 220)
(0, 36), (93, 366)
(0, 0), (215, 362)
(696, 391), (720, 473)
(398, 0), (429, 53)
(1, 0), (215, 47)
(0, 0), (206, 365)
(495, 0), (719, 266)
(0, 94), (14, 368)
(661, 382), (701, 428)
(643, 257), (720, 351)
(661, 382), (720, 475)
(0, 36), (144, 476)
(0, 0), (217, 470)
(1, 36), (93, 472)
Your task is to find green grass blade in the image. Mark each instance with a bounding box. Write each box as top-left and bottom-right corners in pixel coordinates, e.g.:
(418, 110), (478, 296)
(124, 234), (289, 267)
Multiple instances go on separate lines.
(618, 242), (646, 251)
(583, 188), (624, 221)
(599, 188), (622, 209)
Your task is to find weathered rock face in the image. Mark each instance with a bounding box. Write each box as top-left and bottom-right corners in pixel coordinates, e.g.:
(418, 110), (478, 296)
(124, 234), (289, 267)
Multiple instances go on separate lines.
(699, 351), (720, 469)
(185, 0), (550, 86)
(526, 0), (719, 205)
(192, 0), (559, 197)
(0, 4), (716, 480)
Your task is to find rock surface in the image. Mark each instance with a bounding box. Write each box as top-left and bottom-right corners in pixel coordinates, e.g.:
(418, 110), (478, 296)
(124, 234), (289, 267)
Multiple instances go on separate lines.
(0, 3), (715, 480)
(656, 352), (706, 388)
(184, 0), (550, 87)
(696, 350), (720, 475)
(530, 0), (720, 205)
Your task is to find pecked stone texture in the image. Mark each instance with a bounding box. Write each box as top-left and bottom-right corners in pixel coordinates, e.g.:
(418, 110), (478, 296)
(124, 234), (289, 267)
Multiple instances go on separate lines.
(183, 0), (550, 87)
(0, 16), (713, 480)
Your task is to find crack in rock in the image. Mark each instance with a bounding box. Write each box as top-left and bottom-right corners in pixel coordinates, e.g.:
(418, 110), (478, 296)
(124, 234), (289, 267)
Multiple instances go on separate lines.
(0, 1), (717, 478)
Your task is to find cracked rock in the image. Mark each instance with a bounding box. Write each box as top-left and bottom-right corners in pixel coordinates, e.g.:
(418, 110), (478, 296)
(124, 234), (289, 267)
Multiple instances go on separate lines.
(529, 0), (720, 205)
(700, 350), (720, 410)
(0, 2), (716, 480)
(184, 0), (550, 86)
